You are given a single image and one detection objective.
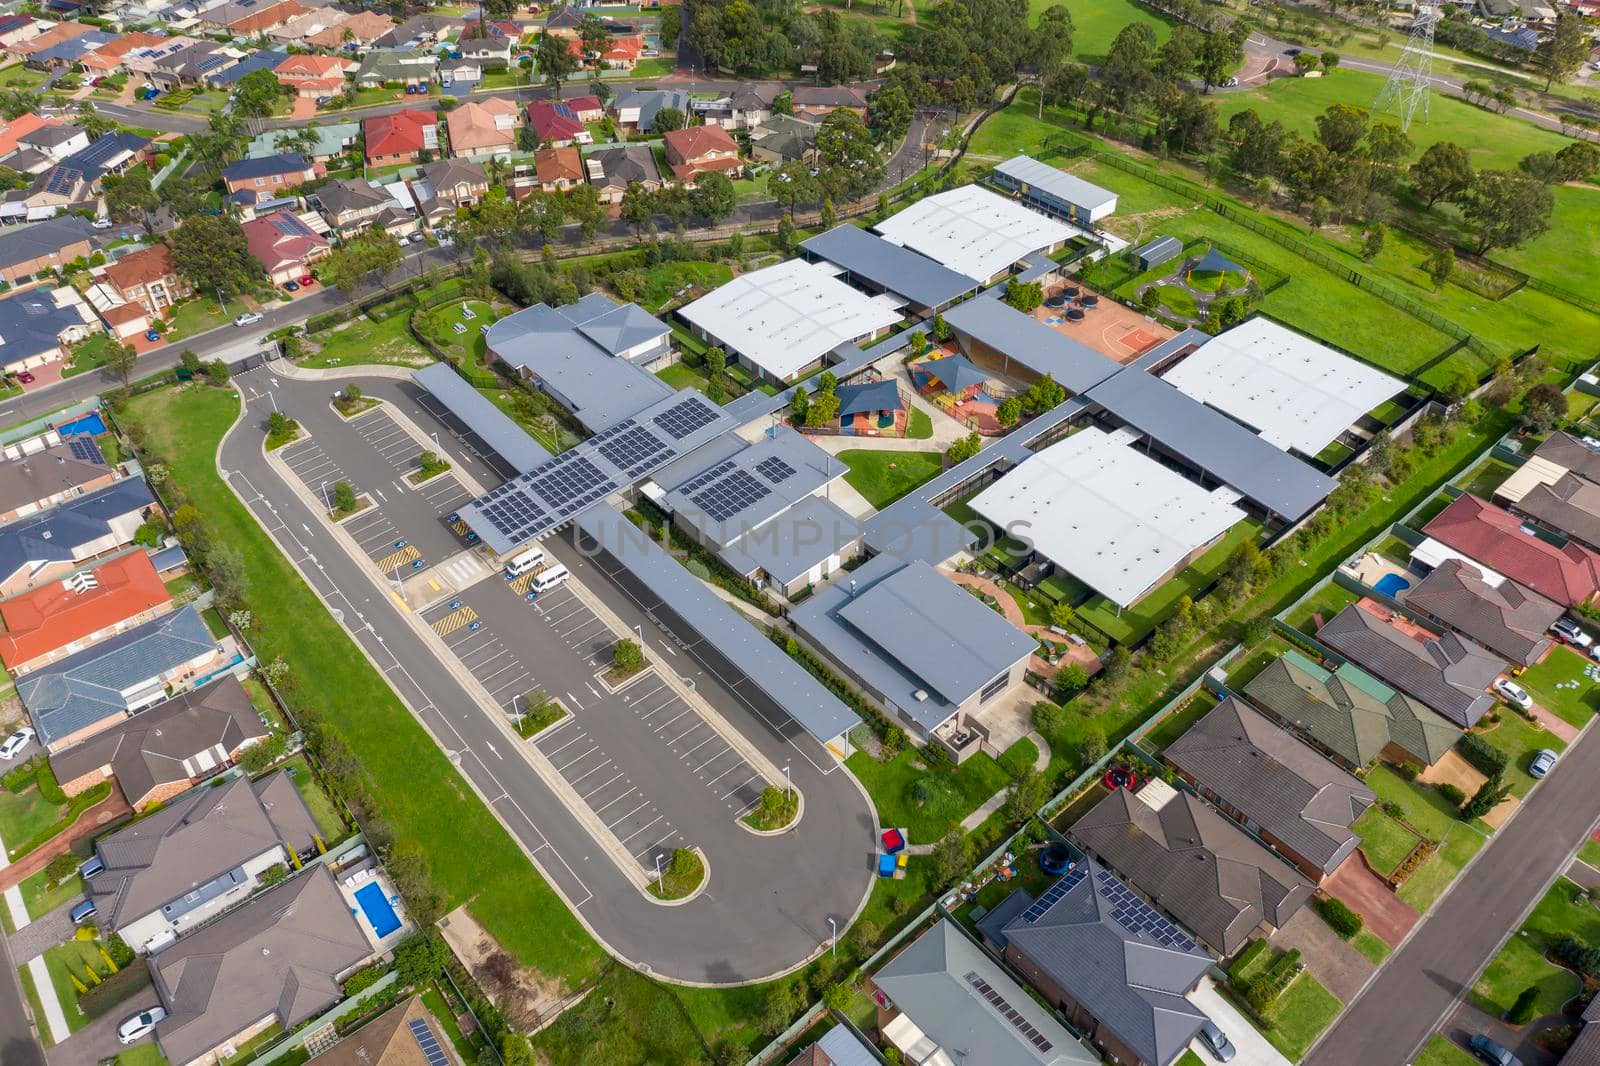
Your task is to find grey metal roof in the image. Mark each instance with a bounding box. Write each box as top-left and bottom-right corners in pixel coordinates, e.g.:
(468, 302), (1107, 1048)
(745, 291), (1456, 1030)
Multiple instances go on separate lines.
(918, 354), (989, 395)
(1134, 236), (1183, 261)
(149, 546), (189, 572)
(661, 426), (843, 549)
(0, 477), (153, 582)
(1405, 558), (1559, 667)
(993, 155), (1118, 214)
(575, 300), (673, 360)
(0, 216), (99, 272)
(1071, 788), (1314, 956)
(942, 297), (1120, 396)
(611, 88), (692, 132)
(1533, 431), (1600, 484)
(206, 48), (287, 85)
(999, 860), (1214, 1066)
(874, 920), (1096, 1066)
(65, 132), (149, 182)
(1085, 359), (1336, 521)
(574, 503), (860, 744)
(810, 1024), (881, 1066)
(0, 288), (92, 365)
(412, 363), (549, 474)
(1316, 603), (1505, 728)
(834, 379), (902, 419)
(721, 493), (861, 584)
(800, 224), (977, 311)
(19, 605), (218, 746)
(1164, 697), (1375, 875)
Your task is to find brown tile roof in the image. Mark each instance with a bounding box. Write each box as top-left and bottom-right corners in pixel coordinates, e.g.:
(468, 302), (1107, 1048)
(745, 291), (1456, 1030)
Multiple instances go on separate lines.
(1423, 493), (1600, 607)
(1405, 557), (1560, 666)
(533, 146), (582, 184)
(103, 243), (178, 293)
(663, 123), (737, 163)
(308, 997), (456, 1066)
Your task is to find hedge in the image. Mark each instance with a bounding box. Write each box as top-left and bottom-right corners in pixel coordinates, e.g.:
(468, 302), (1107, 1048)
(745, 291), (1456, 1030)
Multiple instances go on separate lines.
(1457, 732), (1508, 777)
(1228, 938), (1271, 981)
(1507, 986), (1540, 1025)
(1313, 896), (1363, 940)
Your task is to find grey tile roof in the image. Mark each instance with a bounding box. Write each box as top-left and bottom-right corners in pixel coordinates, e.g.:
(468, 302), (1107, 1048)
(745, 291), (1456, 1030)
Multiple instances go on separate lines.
(1533, 431), (1600, 484)
(0, 477), (153, 583)
(1512, 472), (1600, 551)
(89, 770), (311, 930)
(943, 296), (1120, 396)
(1316, 603), (1505, 727)
(1085, 362), (1336, 521)
(587, 143), (662, 188)
(152, 866), (372, 1066)
(48, 674), (268, 806)
(64, 131), (150, 183)
(1404, 558), (1559, 667)
(875, 920), (1096, 1066)
(317, 177), (392, 218)
(0, 438), (109, 515)
(222, 152), (311, 183)
(1243, 650), (1462, 767)
(411, 363), (549, 473)
(206, 48), (287, 86)
(999, 858), (1214, 1066)
(800, 224), (977, 311)
(1163, 697), (1374, 875)
(1070, 787), (1315, 956)
(1563, 1022), (1600, 1066)
(18, 605), (219, 746)
(0, 216), (99, 272)
(0, 288), (92, 365)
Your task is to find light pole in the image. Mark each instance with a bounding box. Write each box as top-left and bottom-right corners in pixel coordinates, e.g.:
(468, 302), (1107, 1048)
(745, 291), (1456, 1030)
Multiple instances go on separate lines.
(321, 480), (330, 512)
(654, 852), (665, 893)
(828, 916), (836, 957)
(783, 763), (791, 799)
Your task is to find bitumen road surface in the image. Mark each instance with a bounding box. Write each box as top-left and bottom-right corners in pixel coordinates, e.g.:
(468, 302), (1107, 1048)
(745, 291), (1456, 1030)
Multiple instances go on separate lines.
(1306, 719), (1600, 1066)
(222, 368), (877, 983)
(0, 928), (45, 1066)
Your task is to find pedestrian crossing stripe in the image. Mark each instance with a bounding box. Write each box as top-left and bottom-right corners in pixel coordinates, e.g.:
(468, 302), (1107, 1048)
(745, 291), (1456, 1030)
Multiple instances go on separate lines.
(376, 544), (421, 573)
(432, 606), (478, 635)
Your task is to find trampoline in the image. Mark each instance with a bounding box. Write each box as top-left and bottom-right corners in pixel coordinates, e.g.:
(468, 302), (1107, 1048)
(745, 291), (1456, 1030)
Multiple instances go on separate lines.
(1045, 294), (1066, 308)
(1039, 844), (1072, 876)
(1080, 294), (1100, 307)
(1374, 573), (1412, 597)
(1103, 765), (1140, 791)
(1063, 286), (1080, 298)
(1066, 308), (1085, 321)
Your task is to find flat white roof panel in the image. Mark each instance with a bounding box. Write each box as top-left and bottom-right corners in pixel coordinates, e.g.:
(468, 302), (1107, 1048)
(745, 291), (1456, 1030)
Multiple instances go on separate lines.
(873, 185), (1074, 283)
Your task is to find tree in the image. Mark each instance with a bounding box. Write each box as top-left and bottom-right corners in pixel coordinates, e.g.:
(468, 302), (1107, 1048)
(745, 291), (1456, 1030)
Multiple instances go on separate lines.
(1004, 768), (1048, 823)
(1555, 140), (1600, 182)
(232, 68), (284, 124)
(1320, 50), (1340, 73)
(769, 161), (819, 210)
(932, 828), (971, 884)
(1362, 222), (1387, 261)
(814, 109), (883, 201)
(1462, 170), (1554, 254)
(789, 388), (809, 425)
(613, 638), (644, 672)
(578, 12), (610, 61)
(171, 216), (260, 295)
(946, 433), (981, 463)
(819, 197), (836, 230)
(690, 171), (736, 222)
(1519, 151), (1563, 185)
(619, 182), (655, 235)
(996, 395), (1023, 426)
(1101, 22), (1157, 116)
(653, 106), (687, 132)
(320, 230), (403, 292)
(103, 168), (161, 234)
(761, 981), (804, 1034)
(1520, 382), (1567, 432)
(1196, 27), (1244, 92)
(332, 481), (357, 514)
(1315, 103), (1369, 155)
(105, 341), (138, 384)
(1539, 14), (1589, 91)
(1424, 244), (1455, 290)
(534, 31), (579, 95)
(867, 84), (912, 142)
(1410, 141), (1474, 208)
(1081, 725), (1107, 764)
(565, 183), (606, 238)
(1003, 279), (1043, 312)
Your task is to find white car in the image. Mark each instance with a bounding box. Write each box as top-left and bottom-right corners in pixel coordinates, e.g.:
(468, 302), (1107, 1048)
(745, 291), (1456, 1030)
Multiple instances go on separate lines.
(1494, 677), (1533, 710)
(91, 218), (112, 229)
(234, 311), (264, 327)
(117, 1006), (166, 1044)
(0, 726), (34, 760)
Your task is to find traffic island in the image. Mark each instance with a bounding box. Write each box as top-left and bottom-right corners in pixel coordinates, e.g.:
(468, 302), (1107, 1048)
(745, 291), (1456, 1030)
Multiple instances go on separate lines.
(740, 785), (802, 835)
(647, 846), (708, 904)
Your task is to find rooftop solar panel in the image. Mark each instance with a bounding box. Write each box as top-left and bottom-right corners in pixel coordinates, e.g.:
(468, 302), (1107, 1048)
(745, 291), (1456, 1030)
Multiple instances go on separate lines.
(962, 972), (1054, 1052)
(1020, 865), (1086, 924)
(755, 456), (795, 484)
(1094, 869), (1198, 952)
(66, 437), (105, 464)
(652, 396), (718, 440)
(407, 1019), (449, 1066)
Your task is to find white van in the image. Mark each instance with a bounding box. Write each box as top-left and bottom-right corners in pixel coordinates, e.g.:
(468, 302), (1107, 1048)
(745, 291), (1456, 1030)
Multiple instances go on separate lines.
(504, 547), (546, 578)
(531, 564), (570, 594)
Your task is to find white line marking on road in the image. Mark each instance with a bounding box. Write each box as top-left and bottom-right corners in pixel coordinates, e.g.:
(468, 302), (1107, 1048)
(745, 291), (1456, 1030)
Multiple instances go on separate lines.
(607, 800), (650, 827)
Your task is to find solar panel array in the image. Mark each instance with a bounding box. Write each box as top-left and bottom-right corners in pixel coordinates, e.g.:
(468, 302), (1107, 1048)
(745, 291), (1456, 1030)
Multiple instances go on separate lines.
(529, 454), (608, 510)
(652, 395), (719, 440)
(676, 459), (736, 496)
(66, 437), (104, 464)
(1094, 868), (1199, 952)
(755, 456), (796, 484)
(691, 468), (771, 522)
(963, 971), (1055, 1054)
(1020, 864), (1087, 924)
(407, 1019), (449, 1066)
(595, 422), (669, 479)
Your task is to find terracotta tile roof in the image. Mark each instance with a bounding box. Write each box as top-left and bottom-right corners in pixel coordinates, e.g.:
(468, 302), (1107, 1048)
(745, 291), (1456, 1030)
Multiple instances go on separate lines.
(663, 123), (737, 162)
(101, 303), (147, 325)
(230, 0), (308, 33)
(668, 154), (741, 181)
(0, 114), (56, 158)
(364, 108), (437, 158)
(307, 8), (392, 46)
(0, 551), (171, 669)
(241, 210), (328, 271)
(78, 31), (166, 69)
(273, 52), (350, 78)
(534, 145), (582, 184)
(445, 97), (518, 152)
(1405, 557), (1559, 666)
(526, 99), (586, 142)
(1423, 493), (1600, 606)
(103, 243), (178, 293)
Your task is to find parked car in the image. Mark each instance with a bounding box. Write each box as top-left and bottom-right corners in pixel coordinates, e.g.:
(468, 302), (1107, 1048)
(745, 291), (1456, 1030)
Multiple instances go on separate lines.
(1284, 46), (1302, 55)
(0, 726), (34, 760)
(79, 854), (104, 879)
(1198, 1021), (1236, 1062)
(70, 898), (97, 925)
(145, 329), (160, 341)
(234, 311), (264, 327)
(284, 280), (299, 291)
(16, 371), (34, 384)
(91, 217), (113, 229)
(1469, 1033), (1522, 1066)
(1552, 617), (1592, 648)
(298, 274), (315, 286)
(1493, 677), (1532, 710)
(1530, 748), (1558, 778)
(117, 1006), (167, 1044)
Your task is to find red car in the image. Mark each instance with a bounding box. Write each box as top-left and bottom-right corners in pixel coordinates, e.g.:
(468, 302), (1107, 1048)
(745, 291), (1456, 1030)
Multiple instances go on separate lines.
(16, 372), (35, 384)
(298, 274), (315, 286)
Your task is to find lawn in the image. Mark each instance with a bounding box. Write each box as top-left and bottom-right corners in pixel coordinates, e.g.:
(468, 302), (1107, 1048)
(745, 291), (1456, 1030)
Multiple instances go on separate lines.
(1516, 645), (1600, 730)
(417, 299), (498, 365)
(1351, 928), (1390, 965)
(843, 746), (1014, 841)
(1363, 763), (1490, 911)
(115, 1045), (169, 1066)
(302, 314), (434, 369)
(1472, 877), (1600, 1019)
(41, 938), (118, 1032)
(0, 785), (65, 858)
(1417, 1035), (1482, 1066)
(1224, 636), (1296, 690)
(1490, 184), (1600, 299)
(838, 449), (944, 510)
(1046, 0), (1170, 63)
(476, 386), (582, 454)
(1352, 806), (1422, 878)
(62, 335), (117, 379)
(907, 407), (933, 440)
(122, 386), (606, 989)
(1470, 711), (1566, 798)
(1139, 690), (1217, 756)
(1259, 972), (1343, 1062)
(162, 297), (233, 342)
(277, 755), (347, 843)
(657, 361), (711, 392)
(1581, 839), (1600, 869)
(1456, 458), (1517, 501)
(1286, 582), (1360, 637)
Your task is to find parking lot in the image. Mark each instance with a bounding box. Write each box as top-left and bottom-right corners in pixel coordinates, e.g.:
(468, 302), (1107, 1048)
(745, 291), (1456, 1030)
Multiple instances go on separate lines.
(537, 720), (685, 870)
(419, 594), (537, 714)
(412, 390), (520, 482)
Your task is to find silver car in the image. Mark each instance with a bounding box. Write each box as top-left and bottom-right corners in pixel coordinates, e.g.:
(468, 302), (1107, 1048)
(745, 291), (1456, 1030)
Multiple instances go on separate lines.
(1530, 748), (1558, 778)
(118, 1006), (167, 1044)
(1199, 1021), (1236, 1062)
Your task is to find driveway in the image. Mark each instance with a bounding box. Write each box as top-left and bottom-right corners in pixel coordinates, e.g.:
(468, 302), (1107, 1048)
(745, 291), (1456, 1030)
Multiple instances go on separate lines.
(7, 900), (77, 963)
(1323, 852), (1419, 947)
(45, 987), (162, 1066)
(1269, 907), (1373, 1004)
(1187, 976), (1291, 1066)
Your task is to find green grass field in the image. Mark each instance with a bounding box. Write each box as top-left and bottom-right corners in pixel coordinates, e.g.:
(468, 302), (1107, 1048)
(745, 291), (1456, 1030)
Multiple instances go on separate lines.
(1139, 691), (1218, 755)
(1352, 806), (1422, 878)
(0, 786), (65, 857)
(1261, 973), (1343, 1062)
(1472, 877), (1599, 1019)
(1472, 712), (1566, 799)
(1417, 1035), (1482, 1066)
(844, 746), (1014, 841)
(1516, 646), (1600, 730)
(1047, 0), (1170, 62)
(1286, 582), (1360, 637)
(302, 314), (434, 369)
(277, 756), (347, 843)
(1489, 184), (1600, 298)
(417, 300), (499, 366)
(1364, 763), (1490, 912)
(838, 449), (944, 509)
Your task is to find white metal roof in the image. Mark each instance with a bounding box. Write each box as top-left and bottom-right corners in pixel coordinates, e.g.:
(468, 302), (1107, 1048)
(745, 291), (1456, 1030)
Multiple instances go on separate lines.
(994, 154), (1118, 214)
(1410, 536), (1509, 587)
(872, 184), (1075, 283)
(971, 428), (1246, 608)
(1494, 454), (1568, 504)
(1159, 317), (1404, 456)
(676, 258), (901, 381)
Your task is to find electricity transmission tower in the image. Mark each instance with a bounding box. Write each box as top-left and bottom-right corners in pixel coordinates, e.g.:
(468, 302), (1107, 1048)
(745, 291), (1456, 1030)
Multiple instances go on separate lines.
(1374, 3), (1440, 131)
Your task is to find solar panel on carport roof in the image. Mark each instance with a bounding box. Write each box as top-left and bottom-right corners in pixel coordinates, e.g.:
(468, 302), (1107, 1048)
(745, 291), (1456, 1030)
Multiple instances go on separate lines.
(652, 396), (719, 439)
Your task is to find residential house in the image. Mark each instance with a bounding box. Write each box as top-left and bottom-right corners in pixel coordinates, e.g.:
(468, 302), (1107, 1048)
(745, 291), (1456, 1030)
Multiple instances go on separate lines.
(787, 1025), (879, 1066)
(241, 209), (331, 284)
(0, 14), (45, 48)
(749, 113), (820, 165)
(303, 997), (460, 1066)
(120, 36), (201, 82)
(371, 13), (453, 48)
(526, 99), (591, 147)
(17, 603), (226, 751)
(267, 8), (346, 46)
(445, 96), (519, 158)
(103, 242), (191, 318)
(23, 28), (115, 70)
(0, 437), (117, 526)
(413, 157), (488, 226)
(589, 32), (642, 68)
(690, 82), (781, 129)
(584, 143), (661, 203)
(61, 130), (150, 185)
(0, 478), (154, 597)
(202, 48), (288, 89)
(363, 107), (438, 165)
(609, 87), (691, 133)
(1070, 784), (1314, 957)
(790, 84), (869, 119)
(456, 30), (511, 64)
(150, 868), (375, 1066)
(316, 177), (395, 235)
(198, 0), (308, 35)
(76, 30), (168, 74)
(9, 19), (92, 58)
(1404, 557), (1560, 667)
(1422, 493), (1600, 607)
(871, 920), (1097, 1066)
(0, 286), (99, 375)
(565, 95), (604, 121)
(246, 120), (359, 164)
(17, 123), (92, 162)
(662, 124), (742, 184)
(1316, 601), (1507, 728)
(0, 114), (59, 161)
(50, 674), (268, 809)
(1164, 697), (1376, 881)
(0, 215), (98, 287)
(150, 40), (237, 87)
(221, 152), (318, 196)
(531, 145), (582, 191)
(436, 56), (483, 90)
(0, 550), (170, 676)
(351, 47), (435, 89)
(998, 859), (1216, 1066)
(1242, 649), (1464, 771)
(273, 52), (355, 99)
(306, 8), (392, 48)
(1494, 431), (1600, 554)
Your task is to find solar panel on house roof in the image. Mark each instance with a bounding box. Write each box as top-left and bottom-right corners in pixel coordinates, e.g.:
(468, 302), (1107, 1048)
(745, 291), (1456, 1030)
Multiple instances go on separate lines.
(1094, 869), (1198, 952)
(1020, 865), (1087, 923)
(408, 1019), (449, 1066)
(652, 396), (719, 439)
(597, 424), (668, 473)
(67, 437), (104, 464)
(962, 972), (1055, 1053)
(690, 468), (770, 521)
(755, 456), (796, 484)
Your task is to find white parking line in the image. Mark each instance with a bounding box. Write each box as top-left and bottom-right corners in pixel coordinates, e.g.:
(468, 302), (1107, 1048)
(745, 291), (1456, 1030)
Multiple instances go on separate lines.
(557, 744), (600, 771)
(607, 800), (651, 828)
(591, 789), (637, 815)
(618, 815), (662, 844)
(653, 709), (690, 733)
(667, 724), (702, 745)
(704, 760), (746, 787)
(679, 735), (717, 759)
(722, 772), (762, 799)
(571, 762), (617, 789)
(544, 732), (588, 758)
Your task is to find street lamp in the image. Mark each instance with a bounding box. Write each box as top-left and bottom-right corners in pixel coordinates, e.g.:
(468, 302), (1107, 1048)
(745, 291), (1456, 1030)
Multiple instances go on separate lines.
(654, 852), (665, 893)
(828, 916), (836, 957)
(783, 763), (791, 799)
(321, 480), (330, 512)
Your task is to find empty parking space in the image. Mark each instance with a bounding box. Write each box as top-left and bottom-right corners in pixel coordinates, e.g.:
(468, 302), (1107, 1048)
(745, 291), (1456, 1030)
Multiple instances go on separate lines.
(616, 677), (767, 816)
(537, 724), (683, 865)
(421, 596), (537, 714)
(349, 408), (427, 473)
(281, 438), (353, 499)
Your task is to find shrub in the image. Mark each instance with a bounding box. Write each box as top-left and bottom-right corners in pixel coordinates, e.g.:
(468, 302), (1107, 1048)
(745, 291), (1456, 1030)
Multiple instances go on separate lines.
(1313, 896), (1363, 939)
(342, 960), (393, 996)
(1228, 939), (1271, 981)
(1457, 732), (1509, 776)
(1381, 800), (1404, 819)
(1437, 782), (1467, 807)
(43, 852), (81, 888)
(1507, 986), (1540, 1025)
(1396, 761), (1421, 781)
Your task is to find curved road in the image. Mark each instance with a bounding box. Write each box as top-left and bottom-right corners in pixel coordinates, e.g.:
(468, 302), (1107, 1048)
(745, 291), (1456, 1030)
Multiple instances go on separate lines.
(218, 369), (877, 984)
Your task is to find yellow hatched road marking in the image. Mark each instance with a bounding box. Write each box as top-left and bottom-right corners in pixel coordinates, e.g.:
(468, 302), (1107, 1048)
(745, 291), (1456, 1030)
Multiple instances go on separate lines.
(451, 519), (469, 535)
(376, 545), (421, 573)
(431, 606), (479, 635)
(509, 571), (535, 595)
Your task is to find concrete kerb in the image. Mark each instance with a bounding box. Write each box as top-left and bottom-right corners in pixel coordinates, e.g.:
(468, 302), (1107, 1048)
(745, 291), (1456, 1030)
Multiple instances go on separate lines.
(736, 787), (805, 837)
(646, 845), (711, 908)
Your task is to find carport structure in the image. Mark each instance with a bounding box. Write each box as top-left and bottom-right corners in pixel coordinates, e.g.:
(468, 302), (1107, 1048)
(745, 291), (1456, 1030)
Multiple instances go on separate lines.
(412, 363), (550, 474)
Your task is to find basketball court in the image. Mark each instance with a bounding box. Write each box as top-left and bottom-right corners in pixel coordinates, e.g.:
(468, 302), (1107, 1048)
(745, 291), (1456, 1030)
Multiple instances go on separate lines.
(1031, 282), (1176, 363)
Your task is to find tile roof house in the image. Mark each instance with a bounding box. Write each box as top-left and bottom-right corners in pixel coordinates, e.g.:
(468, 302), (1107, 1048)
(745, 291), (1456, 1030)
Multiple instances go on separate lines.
(352, 47), (436, 88)
(414, 158), (487, 222)
(372, 12), (454, 48)
(1071, 786), (1315, 956)
(9, 19), (93, 57)
(316, 177), (393, 234)
(691, 82), (782, 129)
(77, 31), (168, 73)
(49, 674), (268, 809)
(241, 210), (330, 284)
(662, 124), (743, 184)
(0, 285), (101, 375)
(790, 83), (870, 118)
(1163, 697), (1375, 880)
(445, 96), (519, 157)
(584, 143), (662, 203)
(221, 152), (318, 195)
(273, 52), (355, 98)
(248, 121), (361, 164)
(564, 95), (605, 121)
(0, 477), (154, 597)
(0, 113), (58, 159)
(17, 603), (226, 751)
(0, 549), (171, 675)
(1423, 493), (1600, 607)
(306, 996), (460, 1066)
(90, 770), (317, 950)
(436, 56), (485, 91)
(531, 145), (583, 191)
(0, 214), (97, 286)
(1405, 557), (1560, 667)
(306, 8), (392, 48)
(364, 108), (438, 165)
(103, 242), (192, 316)
(526, 99), (591, 147)
(750, 113), (820, 165)
(999, 859), (1216, 1066)
(1243, 649), (1463, 770)
(151, 866), (374, 1066)
(609, 88), (691, 133)
(1317, 600), (1506, 727)
(1503, 474), (1600, 556)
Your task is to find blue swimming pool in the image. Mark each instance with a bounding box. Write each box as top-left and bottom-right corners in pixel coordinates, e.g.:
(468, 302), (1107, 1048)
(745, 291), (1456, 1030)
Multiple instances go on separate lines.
(1374, 573), (1412, 598)
(54, 412), (107, 438)
(354, 881), (402, 938)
